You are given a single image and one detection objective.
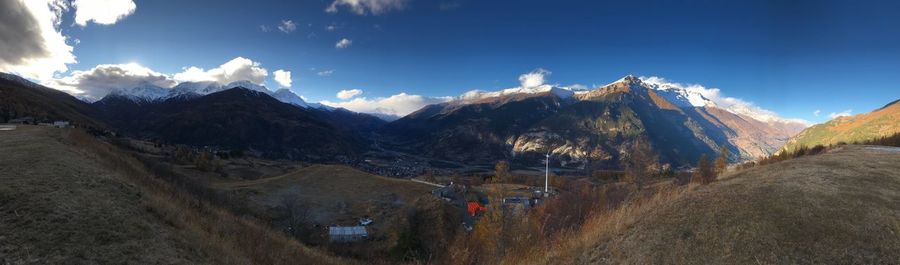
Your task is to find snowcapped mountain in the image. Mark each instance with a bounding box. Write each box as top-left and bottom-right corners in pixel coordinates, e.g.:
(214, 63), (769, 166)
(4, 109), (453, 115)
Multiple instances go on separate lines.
(386, 74), (809, 166)
(108, 83), (170, 102)
(272, 88), (309, 108)
(636, 76), (807, 127)
(168, 80), (270, 99)
(457, 84), (582, 103)
(102, 80), (325, 110)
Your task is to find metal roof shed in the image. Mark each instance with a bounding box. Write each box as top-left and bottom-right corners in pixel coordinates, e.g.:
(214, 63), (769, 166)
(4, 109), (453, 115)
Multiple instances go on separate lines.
(328, 226), (368, 242)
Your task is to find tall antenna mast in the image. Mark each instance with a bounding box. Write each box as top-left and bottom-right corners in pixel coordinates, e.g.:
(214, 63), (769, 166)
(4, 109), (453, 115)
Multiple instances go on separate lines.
(544, 150), (550, 197)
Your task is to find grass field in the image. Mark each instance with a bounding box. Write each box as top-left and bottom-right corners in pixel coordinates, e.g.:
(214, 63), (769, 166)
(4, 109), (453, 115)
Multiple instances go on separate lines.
(212, 164), (434, 257)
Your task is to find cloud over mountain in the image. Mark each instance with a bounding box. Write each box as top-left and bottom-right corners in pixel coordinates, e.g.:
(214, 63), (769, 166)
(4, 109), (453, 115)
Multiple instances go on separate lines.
(321, 93), (452, 119)
(45, 63), (176, 101)
(173, 57), (269, 85)
(337, 89), (363, 99)
(44, 57), (282, 101)
(273, 69), (292, 87)
(518, 68), (550, 89)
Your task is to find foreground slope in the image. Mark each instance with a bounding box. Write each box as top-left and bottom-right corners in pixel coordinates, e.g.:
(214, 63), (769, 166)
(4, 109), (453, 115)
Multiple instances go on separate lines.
(0, 126), (349, 264)
(0, 126), (211, 263)
(782, 99), (900, 152)
(554, 145), (900, 264)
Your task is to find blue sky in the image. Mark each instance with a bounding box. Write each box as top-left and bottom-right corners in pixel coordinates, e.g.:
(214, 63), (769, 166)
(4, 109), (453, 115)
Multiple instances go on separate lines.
(4, 0), (900, 122)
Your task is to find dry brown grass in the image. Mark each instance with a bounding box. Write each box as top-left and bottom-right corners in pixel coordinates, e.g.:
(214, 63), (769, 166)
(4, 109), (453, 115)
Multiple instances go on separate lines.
(0, 126), (352, 264)
(506, 145), (900, 264)
(211, 164), (433, 260)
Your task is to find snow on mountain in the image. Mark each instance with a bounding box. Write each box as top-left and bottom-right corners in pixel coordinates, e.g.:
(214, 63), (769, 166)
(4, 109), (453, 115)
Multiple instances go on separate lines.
(445, 74), (806, 128)
(102, 80), (348, 113)
(637, 76), (808, 126)
(272, 88), (309, 108)
(640, 79), (716, 107)
(108, 83), (170, 102)
(457, 84), (580, 103)
(168, 81), (221, 98)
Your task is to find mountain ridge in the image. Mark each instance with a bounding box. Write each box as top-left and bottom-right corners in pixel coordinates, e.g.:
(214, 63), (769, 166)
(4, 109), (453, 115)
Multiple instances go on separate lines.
(383, 75), (805, 168)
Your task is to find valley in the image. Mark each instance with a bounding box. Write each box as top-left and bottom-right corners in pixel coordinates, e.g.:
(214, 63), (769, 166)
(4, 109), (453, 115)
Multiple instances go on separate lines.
(2, 69), (900, 264)
(2, 0), (899, 263)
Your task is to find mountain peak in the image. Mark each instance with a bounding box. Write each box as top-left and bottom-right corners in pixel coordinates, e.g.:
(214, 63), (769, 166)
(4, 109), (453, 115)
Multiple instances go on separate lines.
(621, 75), (640, 83)
(272, 88), (309, 108)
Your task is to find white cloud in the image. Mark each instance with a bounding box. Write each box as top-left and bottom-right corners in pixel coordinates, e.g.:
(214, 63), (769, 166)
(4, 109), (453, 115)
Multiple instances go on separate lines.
(814, 110), (821, 117)
(335, 38), (352, 49)
(829, 110), (852, 119)
(174, 57), (268, 85)
(273, 69), (292, 87)
(73, 0), (136, 26)
(519, 68), (550, 89)
(0, 0), (76, 81)
(455, 68), (583, 102)
(639, 76), (809, 126)
(336, 89), (363, 99)
(325, 0), (408, 15)
(45, 63), (176, 101)
(317, 69), (335, 76)
(278, 19), (296, 33)
(321, 93), (453, 118)
(259, 25), (271, 32)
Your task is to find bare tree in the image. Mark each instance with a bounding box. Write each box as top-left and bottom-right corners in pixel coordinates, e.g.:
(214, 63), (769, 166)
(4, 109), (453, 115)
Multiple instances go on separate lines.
(494, 160), (510, 183)
(715, 145), (729, 176)
(280, 193), (310, 238)
(621, 138), (658, 189)
(693, 154), (716, 185)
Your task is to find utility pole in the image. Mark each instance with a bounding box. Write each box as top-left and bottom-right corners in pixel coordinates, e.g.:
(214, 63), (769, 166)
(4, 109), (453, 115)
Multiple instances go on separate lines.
(544, 151), (550, 197)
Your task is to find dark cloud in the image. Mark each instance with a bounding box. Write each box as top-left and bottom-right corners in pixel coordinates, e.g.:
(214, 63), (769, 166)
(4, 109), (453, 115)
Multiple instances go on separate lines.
(0, 0), (49, 65)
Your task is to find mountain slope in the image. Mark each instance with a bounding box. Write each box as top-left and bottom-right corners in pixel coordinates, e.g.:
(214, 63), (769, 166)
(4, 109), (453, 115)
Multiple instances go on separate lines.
(384, 76), (802, 168)
(95, 88), (372, 160)
(782, 99), (900, 152)
(0, 72), (102, 128)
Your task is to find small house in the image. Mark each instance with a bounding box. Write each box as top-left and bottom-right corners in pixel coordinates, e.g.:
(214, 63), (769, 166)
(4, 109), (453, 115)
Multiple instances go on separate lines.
(52, 121), (69, 128)
(8, 117), (34, 124)
(467, 201), (486, 217)
(502, 196), (532, 214)
(328, 226), (368, 242)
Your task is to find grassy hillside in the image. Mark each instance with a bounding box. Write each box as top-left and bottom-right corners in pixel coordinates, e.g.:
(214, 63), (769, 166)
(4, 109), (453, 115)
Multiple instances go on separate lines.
(518, 145), (900, 264)
(782, 99), (900, 152)
(0, 126), (350, 264)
